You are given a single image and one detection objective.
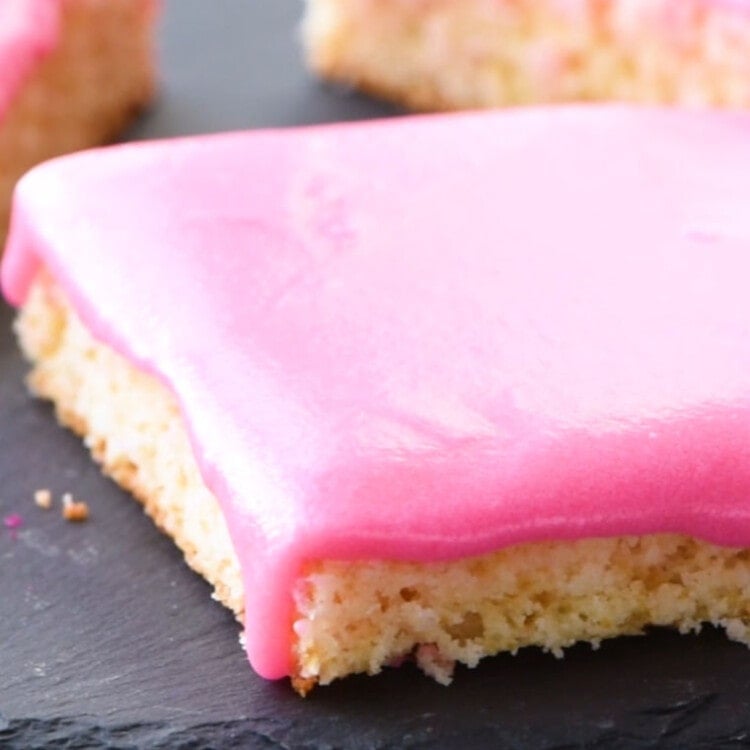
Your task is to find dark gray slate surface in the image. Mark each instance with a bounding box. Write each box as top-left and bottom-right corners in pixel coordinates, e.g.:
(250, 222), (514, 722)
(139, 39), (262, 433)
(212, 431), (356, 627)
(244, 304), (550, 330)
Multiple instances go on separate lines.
(3, 1), (750, 747)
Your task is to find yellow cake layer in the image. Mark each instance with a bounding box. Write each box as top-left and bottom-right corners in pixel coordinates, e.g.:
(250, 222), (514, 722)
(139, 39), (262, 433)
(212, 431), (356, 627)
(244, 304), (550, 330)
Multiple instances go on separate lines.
(304, 0), (750, 111)
(17, 272), (750, 692)
(0, 0), (157, 241)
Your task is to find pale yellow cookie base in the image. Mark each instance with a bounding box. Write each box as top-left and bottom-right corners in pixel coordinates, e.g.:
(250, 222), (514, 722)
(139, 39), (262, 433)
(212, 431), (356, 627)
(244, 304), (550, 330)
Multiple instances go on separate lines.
(16, 272), (750, 692)
(304, 0), (750, 111)
(0, 0), (157, 241)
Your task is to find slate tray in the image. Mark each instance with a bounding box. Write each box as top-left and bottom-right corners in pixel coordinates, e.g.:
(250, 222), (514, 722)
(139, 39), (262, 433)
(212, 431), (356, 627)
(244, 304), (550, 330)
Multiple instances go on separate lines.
(3, 2), (750, 748)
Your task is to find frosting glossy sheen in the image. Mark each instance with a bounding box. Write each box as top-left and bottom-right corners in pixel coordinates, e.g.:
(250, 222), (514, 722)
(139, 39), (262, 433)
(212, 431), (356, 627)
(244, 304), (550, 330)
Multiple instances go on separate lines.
(4, 107), (750, 679)
(0, 0), (60, 118)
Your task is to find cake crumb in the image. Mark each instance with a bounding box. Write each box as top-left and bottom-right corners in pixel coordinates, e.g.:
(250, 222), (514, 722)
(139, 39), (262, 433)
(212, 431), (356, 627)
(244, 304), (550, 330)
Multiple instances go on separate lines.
(415, 644), (455, 686)
(61, 493), (89, 523)
(291, 675), (317, 697)
(34, 489), (53, 510)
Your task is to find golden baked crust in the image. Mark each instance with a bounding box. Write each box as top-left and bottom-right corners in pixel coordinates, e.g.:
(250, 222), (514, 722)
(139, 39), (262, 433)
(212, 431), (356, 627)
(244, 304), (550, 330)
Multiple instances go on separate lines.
(0, 0), (157, 241)
(304, 0), (750, 112)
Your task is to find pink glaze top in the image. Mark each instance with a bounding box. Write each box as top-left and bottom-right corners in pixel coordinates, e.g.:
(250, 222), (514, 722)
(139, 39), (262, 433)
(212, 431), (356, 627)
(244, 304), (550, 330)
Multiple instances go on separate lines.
(0, 0), (60, 118)
(4, 107), (750, 680)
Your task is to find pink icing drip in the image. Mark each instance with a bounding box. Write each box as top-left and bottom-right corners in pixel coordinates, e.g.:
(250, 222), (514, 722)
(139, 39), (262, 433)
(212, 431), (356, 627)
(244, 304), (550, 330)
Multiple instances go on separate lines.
(0, 0), (61, 118)
(4, 108), (750, 679)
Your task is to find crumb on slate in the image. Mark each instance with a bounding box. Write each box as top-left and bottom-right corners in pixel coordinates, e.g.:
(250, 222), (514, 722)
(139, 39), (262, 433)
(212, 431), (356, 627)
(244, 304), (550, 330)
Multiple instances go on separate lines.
(61, 493), (89, 523)
(34, 489), (53, 510)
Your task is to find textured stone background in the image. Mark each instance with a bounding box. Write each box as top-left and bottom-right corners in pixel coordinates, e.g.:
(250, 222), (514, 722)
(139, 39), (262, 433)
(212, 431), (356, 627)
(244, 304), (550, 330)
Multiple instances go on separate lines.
(2, 2), (750, 747)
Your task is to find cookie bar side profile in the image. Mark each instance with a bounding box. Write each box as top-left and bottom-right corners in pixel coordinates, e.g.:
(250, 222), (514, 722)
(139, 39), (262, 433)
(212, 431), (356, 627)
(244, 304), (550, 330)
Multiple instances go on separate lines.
(303, 0), (750, 111)
(6, 109), (750, 693)
(16, 271), (750, 693)
(0, 0), (158, 240)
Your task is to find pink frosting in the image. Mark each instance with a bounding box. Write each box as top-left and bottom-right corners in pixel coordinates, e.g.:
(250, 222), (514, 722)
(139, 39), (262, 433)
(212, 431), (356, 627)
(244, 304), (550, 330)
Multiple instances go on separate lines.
(0, 0), (61, 118)
(4, 107), (750, 680)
